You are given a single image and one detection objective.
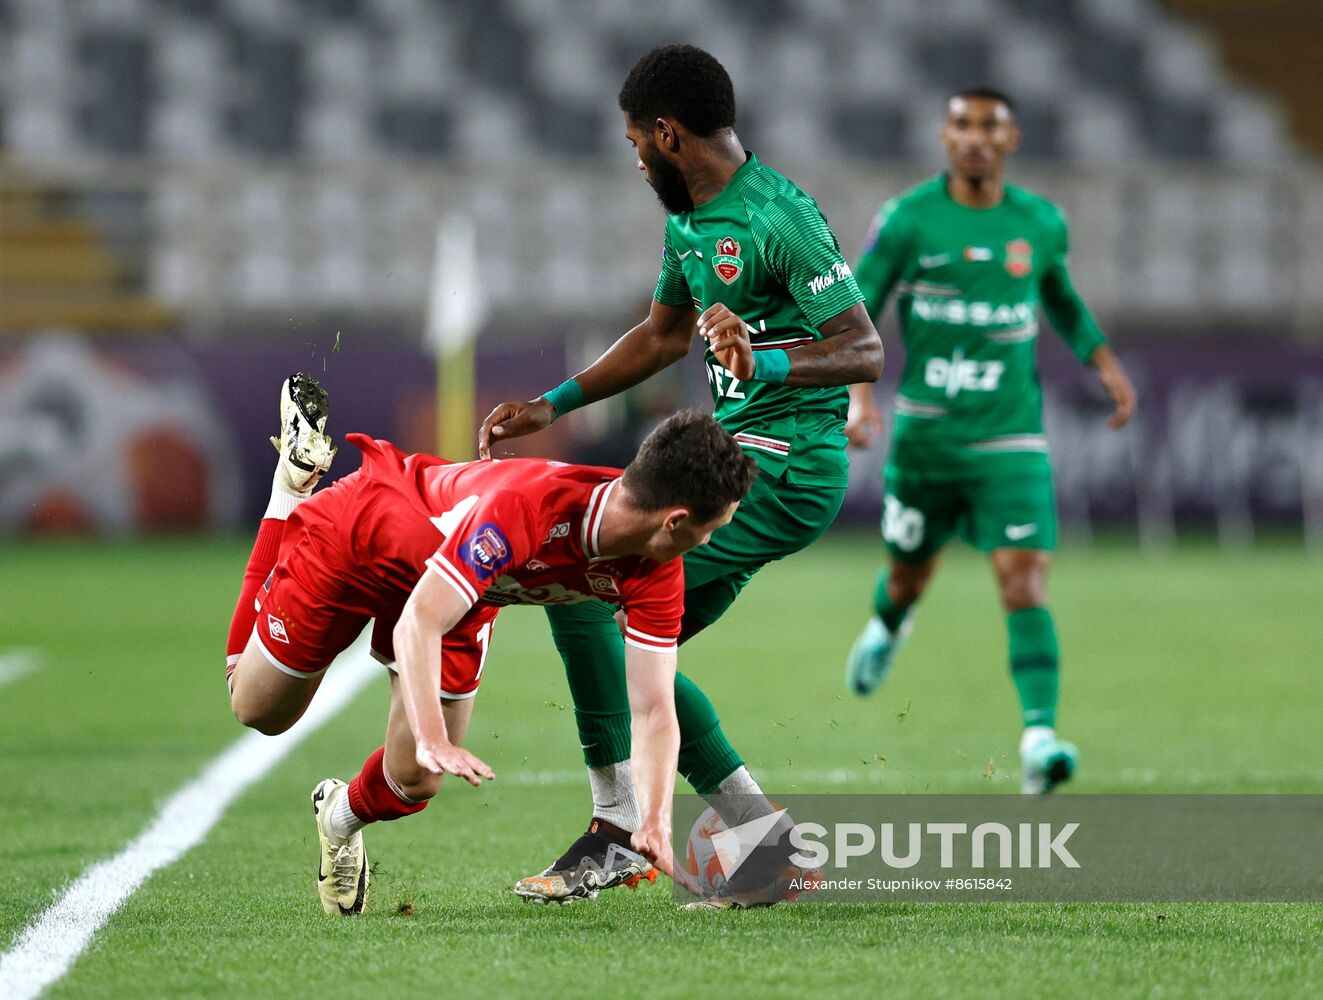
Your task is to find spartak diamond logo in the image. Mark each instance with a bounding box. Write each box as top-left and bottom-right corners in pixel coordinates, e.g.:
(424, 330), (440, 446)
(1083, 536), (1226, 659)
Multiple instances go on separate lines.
(585, 570), (621, 597)
(267, 614), (290, 644)
(1005, 238), (1033, 278)
(713, 236), (743, 284)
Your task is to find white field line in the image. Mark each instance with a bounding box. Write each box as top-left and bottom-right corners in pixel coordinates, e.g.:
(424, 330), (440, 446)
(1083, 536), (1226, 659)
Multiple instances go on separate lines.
(0, 640), (380, 1000)
(0, 649), (43, 688)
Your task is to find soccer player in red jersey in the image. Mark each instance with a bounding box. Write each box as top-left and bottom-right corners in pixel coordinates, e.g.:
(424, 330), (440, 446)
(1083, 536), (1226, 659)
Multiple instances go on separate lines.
(224, 375), (755, 914)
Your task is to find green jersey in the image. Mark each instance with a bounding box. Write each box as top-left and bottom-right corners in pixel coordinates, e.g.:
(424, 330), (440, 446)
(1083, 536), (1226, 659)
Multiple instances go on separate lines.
(653, 152), (864, 486)
(855, 174), (1106, 452)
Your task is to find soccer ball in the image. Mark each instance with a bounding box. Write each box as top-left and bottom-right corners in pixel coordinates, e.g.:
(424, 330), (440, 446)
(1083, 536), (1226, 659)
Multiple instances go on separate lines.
(685, 806), (740, 896)
(686, 805), (822, 904)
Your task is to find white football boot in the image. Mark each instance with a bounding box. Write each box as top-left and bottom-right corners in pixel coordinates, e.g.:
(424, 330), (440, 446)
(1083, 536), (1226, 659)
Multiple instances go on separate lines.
(1020, 726), (1079, 795)
(271, 372), (336, 496)
(845, 610), (914, 696)
(311, 778), (369, 915)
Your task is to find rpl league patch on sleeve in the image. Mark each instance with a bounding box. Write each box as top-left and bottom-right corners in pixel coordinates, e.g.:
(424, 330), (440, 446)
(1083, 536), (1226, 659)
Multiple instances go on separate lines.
(461, 523), (513, 581)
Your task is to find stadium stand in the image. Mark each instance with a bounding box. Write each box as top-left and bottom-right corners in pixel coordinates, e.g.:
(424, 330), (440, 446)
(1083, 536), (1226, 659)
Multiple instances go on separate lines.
(0, 0), (1297, 164)
(0, 173), (173, 332)
(0, 0), (1316, 325)
(1165, 0), (1323, 157)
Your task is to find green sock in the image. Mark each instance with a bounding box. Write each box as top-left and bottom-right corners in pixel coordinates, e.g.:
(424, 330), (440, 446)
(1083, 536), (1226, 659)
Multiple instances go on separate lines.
(546, 602), (632, 768)
(871, 567), (909, 633)
(674, 671), (743, 795)
(572, 709), (633, 770)
(1007, 606), (1059, 729)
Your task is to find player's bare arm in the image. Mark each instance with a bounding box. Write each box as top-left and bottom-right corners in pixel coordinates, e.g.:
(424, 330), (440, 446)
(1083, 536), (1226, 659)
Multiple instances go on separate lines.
(1088, 345), (1137, 429)
(703, 300), (882, 386)
(478, 299), (698, 457)
(622, 644), (684, 885)
(393, 569), (494, 786)
(845, 382), (884, 448)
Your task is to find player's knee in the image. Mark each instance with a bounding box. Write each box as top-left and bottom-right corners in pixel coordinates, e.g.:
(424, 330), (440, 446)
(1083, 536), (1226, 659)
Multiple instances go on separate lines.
(1000, 587), (1040, 612)
(384, 753), (445, 801)
(997, 567), (1048, 610)
(395, 769), (442, 802)
(231, 698), (294, 736)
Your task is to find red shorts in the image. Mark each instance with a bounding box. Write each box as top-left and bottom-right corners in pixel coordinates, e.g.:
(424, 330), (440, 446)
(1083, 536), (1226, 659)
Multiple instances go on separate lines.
(366, 605), (497, 700)
(253, 503), (498, 699)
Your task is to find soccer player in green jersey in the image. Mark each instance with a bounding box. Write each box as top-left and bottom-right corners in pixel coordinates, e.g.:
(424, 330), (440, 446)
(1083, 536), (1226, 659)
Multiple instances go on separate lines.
(844, 88), (1137, 794)
(479, 44), (882, 905)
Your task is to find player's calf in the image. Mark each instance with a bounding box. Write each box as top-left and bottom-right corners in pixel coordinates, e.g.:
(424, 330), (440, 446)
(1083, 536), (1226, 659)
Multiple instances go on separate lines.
(883, 558), (934, 608)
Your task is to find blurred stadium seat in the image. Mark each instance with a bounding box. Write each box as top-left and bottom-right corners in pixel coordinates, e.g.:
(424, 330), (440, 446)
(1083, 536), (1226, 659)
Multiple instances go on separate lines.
(0, 0), (1300, 164)
(0, 0), (1316, 326)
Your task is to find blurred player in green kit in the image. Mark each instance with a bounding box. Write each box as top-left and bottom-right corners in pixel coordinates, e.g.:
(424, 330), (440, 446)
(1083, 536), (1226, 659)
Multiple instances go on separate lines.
(845, 88), (1137, 794)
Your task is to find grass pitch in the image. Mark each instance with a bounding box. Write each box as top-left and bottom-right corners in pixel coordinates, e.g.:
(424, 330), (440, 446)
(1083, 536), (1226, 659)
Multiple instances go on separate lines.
(1, 534), (1319, 998)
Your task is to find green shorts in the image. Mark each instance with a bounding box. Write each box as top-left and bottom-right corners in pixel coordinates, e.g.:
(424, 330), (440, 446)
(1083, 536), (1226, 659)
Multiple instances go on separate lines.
(682, 470), (845, 628)
(881, 439), (1057, 564)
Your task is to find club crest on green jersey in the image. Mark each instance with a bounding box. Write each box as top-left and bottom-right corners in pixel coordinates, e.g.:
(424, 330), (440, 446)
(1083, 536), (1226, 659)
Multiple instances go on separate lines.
(1005, 238), (1033, 278)
(713, 236), (743, 284)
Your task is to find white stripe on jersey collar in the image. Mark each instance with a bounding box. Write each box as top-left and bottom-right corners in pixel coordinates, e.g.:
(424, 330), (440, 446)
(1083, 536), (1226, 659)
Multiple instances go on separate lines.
(581, 478), (619, 560)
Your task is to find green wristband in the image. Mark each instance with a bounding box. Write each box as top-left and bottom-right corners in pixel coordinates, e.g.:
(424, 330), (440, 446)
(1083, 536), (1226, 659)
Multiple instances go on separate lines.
(752, 348), (791, 384)
(542, 378), (586, 419)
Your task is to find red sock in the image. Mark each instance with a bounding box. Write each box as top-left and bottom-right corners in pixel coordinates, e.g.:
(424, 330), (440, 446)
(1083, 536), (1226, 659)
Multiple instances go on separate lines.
(226, 518), (286, 681)
(347, 746), (430, 824)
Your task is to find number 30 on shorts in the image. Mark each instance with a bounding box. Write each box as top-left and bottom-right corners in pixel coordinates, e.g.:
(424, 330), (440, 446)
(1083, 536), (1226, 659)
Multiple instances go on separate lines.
(882, 494), (925, 552)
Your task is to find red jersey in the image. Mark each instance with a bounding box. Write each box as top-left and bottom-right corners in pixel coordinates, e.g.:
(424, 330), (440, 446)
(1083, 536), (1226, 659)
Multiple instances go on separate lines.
(335, 433), (683, 652)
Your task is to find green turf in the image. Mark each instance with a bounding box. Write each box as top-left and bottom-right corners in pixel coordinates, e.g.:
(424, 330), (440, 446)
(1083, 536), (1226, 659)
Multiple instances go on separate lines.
(1, 534), (1319, 999)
